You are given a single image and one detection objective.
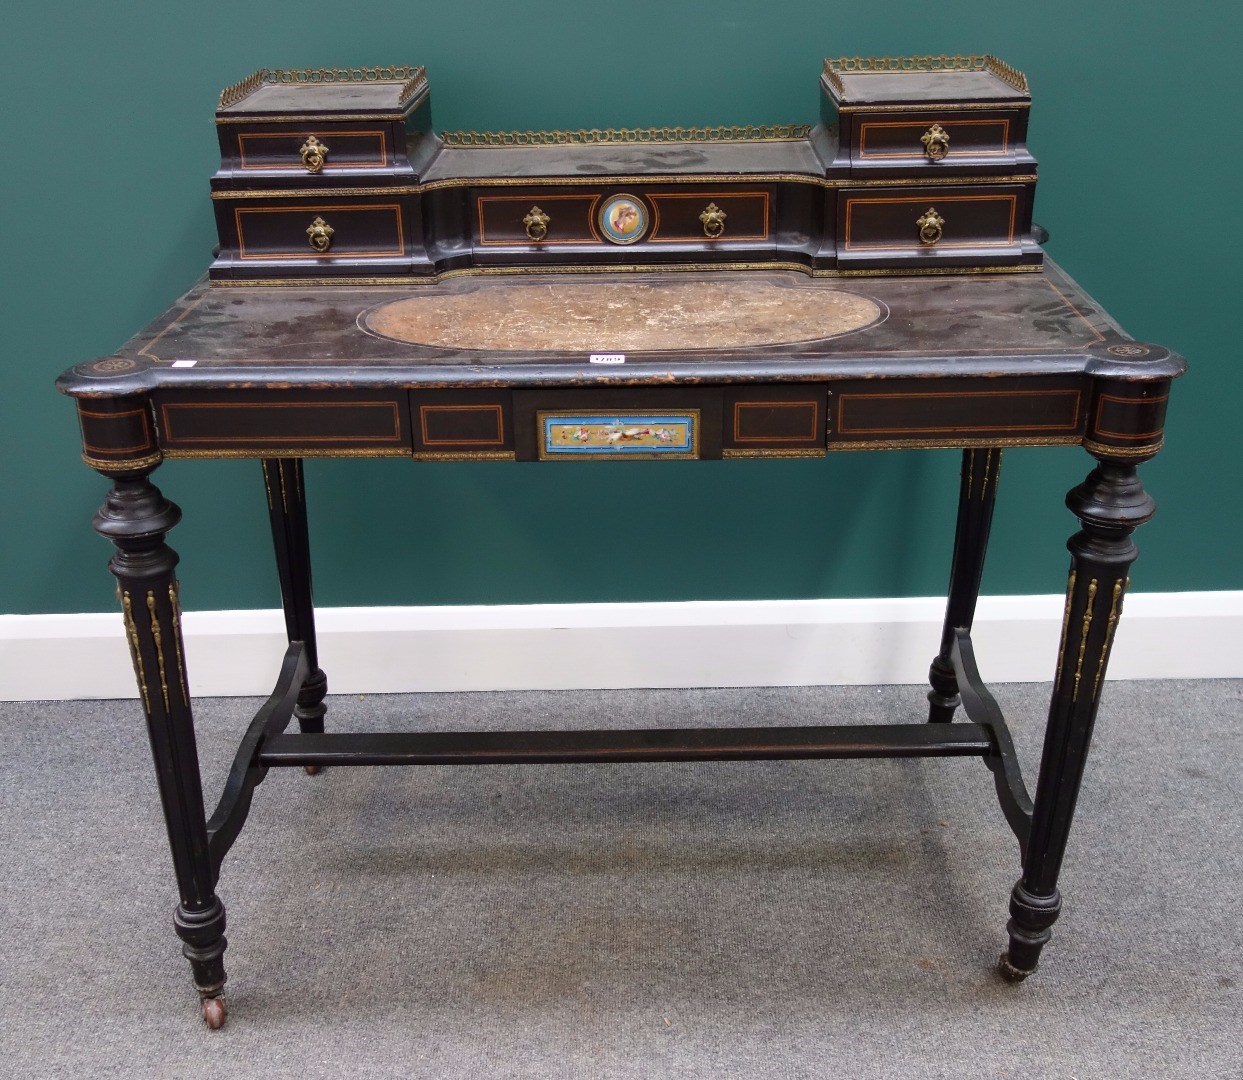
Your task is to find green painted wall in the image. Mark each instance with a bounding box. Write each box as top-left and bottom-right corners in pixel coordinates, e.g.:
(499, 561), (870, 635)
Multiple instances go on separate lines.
(3, 2), (1238, 615)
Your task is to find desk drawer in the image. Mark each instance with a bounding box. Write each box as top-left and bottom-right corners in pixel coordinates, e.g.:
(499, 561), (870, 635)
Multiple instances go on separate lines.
(648, 190), (770, 242)
(837, 183), (1034, 268)
(229, 126), (391, 173)
(513, 388), (724, 461)
(476, 193), (602, 246)
(828, 377), (1086, 448)
(231, 200), (406, 260)
(156, 391), (411, 456)
(410, 390), (514, 460)
(851, 111), (1024, 167)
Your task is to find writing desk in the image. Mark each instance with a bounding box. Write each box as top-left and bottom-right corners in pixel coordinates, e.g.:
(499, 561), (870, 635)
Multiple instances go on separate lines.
(58, 260), (1182, 1027)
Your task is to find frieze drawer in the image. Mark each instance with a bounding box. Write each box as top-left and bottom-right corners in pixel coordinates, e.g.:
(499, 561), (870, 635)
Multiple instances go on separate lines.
(155, 390), (412, 456)
(473, 187), (774, 249)
(836, 184), (1037, 268)
(828, 377), (1085, 448)
(232, 201), (405, 259)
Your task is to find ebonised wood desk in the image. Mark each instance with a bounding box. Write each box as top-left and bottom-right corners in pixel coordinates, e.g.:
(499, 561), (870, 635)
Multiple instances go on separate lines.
(58, 260), (1183, 1028)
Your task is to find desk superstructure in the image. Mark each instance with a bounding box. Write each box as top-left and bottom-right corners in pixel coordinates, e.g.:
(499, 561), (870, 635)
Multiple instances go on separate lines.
(209, 57), (1040, 283)
(59, 57), (1184, 1029)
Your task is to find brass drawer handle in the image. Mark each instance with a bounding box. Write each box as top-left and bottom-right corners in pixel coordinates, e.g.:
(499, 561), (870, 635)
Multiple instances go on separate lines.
(920, 124), (950, 162)
(699, 202), (727, 239)
(300, 135), (329, 173)
(306, 216), (334, 253)
(523, 205), (550, 242)
(917, 208), (944, 246)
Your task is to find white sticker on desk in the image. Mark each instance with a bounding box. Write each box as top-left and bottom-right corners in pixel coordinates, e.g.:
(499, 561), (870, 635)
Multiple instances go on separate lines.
(589, 353), (626, 364)
(171, 359), (197, 368)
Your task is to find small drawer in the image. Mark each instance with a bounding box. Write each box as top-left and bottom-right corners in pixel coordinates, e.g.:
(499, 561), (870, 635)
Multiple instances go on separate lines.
(233, 201), (405, 260)
(648, 190), (771, 242)
(410, 390), (514, 459)
(851, 111), (1023, 167)
(476, 192), (602, 246)
(232, 127), (391, 173)
(722, 386), (827, 457)
(838, 184), (1026, 257)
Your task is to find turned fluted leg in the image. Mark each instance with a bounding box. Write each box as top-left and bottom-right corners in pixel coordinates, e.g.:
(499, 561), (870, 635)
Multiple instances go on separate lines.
(262, 459), (328, 773)
(94, 473), (228, 1028)
(928, 448), (1002, 722)
(999, 455), (1154, 979)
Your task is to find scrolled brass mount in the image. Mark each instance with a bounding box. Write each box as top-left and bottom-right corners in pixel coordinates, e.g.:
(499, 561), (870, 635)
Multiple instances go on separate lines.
(921, 124), (950, 161)
(306, 216), (335, 253)
(300, 135), (329, 173)
(916, 207), (945, 245)
(523, 205), (550, 242)
(699, 202), (727, 238)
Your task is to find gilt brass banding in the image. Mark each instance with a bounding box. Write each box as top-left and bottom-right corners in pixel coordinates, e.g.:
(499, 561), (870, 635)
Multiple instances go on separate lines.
(300, 135), (329, 173)
(81, 451), (163, 473)
(306, 216), (334, 253)
(210, 261), (1044, 287)
(1082, 437), (1164, 459)
(411, 450), (517, 461)
(917, 207), (945, 245)
(721, 448), (825, 458)
(209, 174), (1040, 199)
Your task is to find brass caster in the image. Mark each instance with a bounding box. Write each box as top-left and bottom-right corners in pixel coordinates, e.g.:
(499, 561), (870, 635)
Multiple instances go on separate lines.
(202, 994), (227, 1029)
(997, 951), (1033, 982)
(304, 764), (322, 776)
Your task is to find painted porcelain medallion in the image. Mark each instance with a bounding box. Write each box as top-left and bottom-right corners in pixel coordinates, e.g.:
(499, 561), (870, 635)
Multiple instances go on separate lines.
(598, 194), (649, 244)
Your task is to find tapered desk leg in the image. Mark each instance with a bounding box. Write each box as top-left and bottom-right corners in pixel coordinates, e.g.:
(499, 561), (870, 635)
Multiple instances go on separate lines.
(94, 472), (228, 1028)
(928, 448), (1002, 722)
(262, 460), (328, 773)
(1000, 454), (1154, 979)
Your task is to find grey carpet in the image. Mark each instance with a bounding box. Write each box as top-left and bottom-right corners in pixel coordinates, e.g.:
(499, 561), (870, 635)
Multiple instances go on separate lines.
(1, 680), (1239, 1079)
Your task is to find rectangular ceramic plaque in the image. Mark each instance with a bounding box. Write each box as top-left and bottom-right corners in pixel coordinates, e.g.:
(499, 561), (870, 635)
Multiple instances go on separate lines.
(538, 411), (699, 460)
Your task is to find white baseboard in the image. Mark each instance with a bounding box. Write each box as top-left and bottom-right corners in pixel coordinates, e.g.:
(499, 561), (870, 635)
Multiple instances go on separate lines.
(1, 592), (1239, 702)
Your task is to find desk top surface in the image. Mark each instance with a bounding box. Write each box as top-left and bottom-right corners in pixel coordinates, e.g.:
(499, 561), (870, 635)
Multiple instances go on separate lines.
(60, 260), (1183, 397)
